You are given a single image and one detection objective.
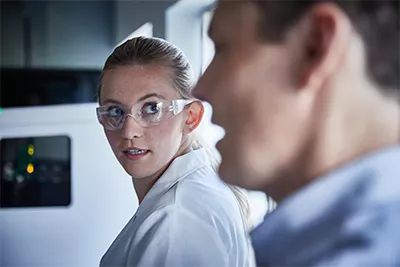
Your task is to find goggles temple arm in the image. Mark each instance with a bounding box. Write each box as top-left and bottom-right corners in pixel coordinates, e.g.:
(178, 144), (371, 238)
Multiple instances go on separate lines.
(172, 100), (195, 115)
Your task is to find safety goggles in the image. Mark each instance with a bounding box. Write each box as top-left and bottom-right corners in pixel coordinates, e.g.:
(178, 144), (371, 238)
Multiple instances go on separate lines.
(96, 99), (194, 130)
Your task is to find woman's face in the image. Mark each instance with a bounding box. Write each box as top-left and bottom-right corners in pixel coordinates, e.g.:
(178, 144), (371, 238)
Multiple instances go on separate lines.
(100, 64), (191, 179)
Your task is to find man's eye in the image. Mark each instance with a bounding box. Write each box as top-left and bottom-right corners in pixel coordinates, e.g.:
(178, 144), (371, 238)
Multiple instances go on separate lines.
(142, 102), (162, 115)
(107, 107), (124, 117)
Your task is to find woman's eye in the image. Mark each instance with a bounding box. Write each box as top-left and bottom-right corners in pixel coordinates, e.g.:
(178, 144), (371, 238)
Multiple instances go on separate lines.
(142, 102), (161, 115)
(107, 106), (124, 117)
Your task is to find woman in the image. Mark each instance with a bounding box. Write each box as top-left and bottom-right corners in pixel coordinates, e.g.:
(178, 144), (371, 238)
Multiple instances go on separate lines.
(97, 37), (253, 267)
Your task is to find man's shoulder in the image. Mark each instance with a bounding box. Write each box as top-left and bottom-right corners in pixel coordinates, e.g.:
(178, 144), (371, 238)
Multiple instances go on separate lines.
(251, 146), (400, 266)
(313, 200), (400, 266)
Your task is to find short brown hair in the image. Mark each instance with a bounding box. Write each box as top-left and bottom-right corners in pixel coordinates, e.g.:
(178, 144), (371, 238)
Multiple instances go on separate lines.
(255, 0), (399, 93)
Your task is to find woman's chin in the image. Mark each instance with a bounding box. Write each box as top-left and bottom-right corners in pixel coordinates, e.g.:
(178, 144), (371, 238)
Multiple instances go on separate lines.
(118, 156), (150, 177)
(124, 166), (152, 179)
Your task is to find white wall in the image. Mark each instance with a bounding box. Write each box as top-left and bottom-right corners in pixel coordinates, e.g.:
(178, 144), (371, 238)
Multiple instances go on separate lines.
(166, 0), (214, 79)
(0, 104), (136, 267)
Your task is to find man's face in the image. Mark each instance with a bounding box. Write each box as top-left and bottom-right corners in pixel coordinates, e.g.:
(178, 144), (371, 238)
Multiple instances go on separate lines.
(193, 1), (315, 191)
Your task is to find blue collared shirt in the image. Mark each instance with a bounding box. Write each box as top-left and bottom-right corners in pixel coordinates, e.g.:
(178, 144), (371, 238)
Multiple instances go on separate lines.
(251, 146), (400, 266)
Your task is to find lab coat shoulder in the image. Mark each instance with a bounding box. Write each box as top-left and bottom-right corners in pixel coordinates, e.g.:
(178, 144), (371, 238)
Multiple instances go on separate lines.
(176, 165), (245, 233)
(128, 203), (229, 267)
(127, 165), (242, 266)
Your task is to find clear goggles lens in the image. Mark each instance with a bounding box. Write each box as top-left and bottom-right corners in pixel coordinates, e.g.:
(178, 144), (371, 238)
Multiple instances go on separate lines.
(96, 99), (194, 130)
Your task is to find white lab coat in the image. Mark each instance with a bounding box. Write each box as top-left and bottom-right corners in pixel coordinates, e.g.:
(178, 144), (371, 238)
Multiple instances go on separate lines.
(100, 148), (254, 267)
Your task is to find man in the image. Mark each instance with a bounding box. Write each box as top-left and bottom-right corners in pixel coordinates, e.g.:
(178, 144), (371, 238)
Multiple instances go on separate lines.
(194, 0), (400, 265)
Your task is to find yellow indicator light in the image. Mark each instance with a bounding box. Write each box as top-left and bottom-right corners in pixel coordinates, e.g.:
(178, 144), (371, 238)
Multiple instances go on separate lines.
(28, 144), (35, 156)
(27, 163), (34, 174)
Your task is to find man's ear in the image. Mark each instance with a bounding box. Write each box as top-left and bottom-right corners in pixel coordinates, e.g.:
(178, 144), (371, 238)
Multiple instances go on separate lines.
(183, 101), (204, 134)
(299, 2), (351, 90)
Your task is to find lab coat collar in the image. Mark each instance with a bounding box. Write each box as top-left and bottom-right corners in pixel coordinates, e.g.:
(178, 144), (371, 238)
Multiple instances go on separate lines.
(148, 148), (210, 198)
(134, 148), (211, 218)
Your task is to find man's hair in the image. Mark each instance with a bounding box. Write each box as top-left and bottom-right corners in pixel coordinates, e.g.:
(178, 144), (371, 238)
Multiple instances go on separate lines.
(254, 0), (399, 93)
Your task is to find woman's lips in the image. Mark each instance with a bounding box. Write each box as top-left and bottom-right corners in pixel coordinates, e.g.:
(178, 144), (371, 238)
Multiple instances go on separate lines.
(123, 149), (150, 161)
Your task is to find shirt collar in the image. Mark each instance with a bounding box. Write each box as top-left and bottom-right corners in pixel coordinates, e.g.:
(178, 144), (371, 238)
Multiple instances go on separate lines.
(274, 145), (400, 225)
(251, 146), (400, 264)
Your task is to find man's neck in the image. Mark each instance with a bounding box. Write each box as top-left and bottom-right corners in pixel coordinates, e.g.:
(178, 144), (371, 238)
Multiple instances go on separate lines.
(269, 86), (400, 204)
(309, 88), (400, 184)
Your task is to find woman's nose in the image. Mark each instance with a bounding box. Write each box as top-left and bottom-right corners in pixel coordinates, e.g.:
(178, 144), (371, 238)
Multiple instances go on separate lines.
(120, 115), (143, 139)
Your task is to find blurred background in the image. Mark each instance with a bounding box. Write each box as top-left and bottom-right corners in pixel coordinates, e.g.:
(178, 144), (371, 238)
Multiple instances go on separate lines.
(0, 1), (270, 266)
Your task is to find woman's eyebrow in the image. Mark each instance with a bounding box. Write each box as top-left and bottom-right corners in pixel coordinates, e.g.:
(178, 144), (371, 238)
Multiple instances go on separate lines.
(137, 93), (167, 102)
(101, 99), (123, 106)
(101, 93), (167, 106)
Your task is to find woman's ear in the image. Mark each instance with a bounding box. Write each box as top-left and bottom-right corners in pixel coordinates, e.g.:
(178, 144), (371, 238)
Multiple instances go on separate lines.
(183, 101), (204, 134)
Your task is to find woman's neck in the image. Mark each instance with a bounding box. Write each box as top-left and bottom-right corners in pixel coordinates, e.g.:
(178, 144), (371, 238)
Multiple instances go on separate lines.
(132, 166), (168, 204)
(132, 142), (193, 204)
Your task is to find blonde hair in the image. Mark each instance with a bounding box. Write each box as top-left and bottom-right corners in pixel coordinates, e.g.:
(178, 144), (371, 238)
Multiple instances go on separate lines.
(98, 36), (250, 227)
